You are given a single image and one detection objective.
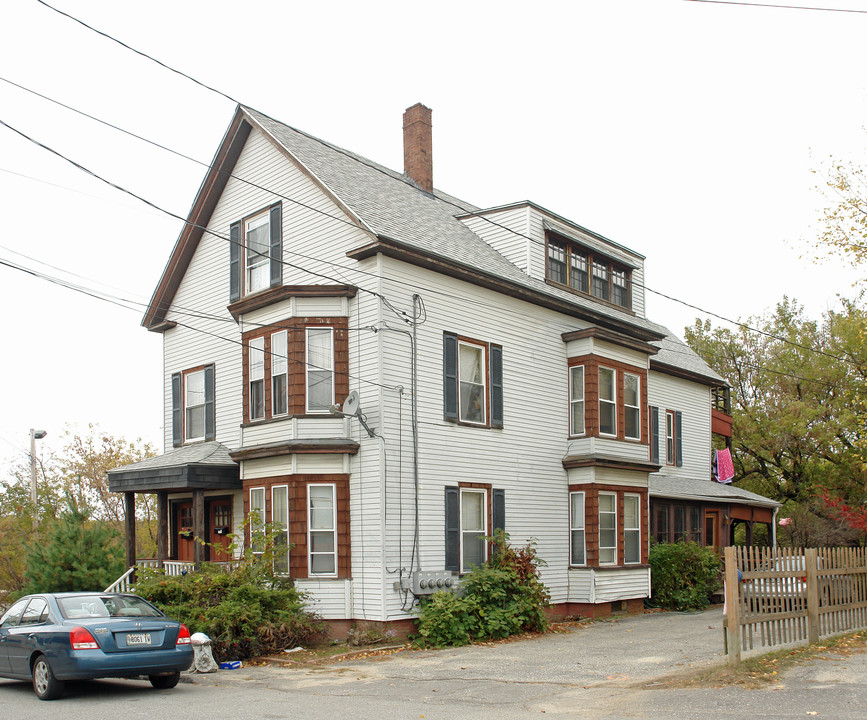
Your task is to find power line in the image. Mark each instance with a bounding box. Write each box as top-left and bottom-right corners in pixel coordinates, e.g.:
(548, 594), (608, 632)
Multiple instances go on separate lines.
(8, 10), (860, 367)
(685, 0), (867, 13)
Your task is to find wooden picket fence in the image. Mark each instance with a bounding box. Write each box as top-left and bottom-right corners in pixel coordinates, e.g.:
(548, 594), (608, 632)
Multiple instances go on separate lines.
(724, 546), (867, 665)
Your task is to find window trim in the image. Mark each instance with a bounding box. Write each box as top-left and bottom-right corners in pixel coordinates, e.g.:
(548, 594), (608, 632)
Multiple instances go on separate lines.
(459, 487), (488, 573)
(570, 491), (586, 566)
(458, 340), (487, 426)
(271, 330), (289, 417)
(249, 487), (266, 555)
(443, 333), (503, 429)
(598, 491), (617, 565)
(569, 365), (585, 437)
(249, 336), (265, 422)
(305, 327), (335, 414)
(183, 368), (206, 443)
(307, 483), (338, 578)
(623, 372), (641, 441)
(546, 233), (632, 309)
(244, 211), (271, 296)
(666, 410), (676, 465)
(598, 366), (617, 437)
(271, 485), (289, 575)
(624, 493), (641, 565)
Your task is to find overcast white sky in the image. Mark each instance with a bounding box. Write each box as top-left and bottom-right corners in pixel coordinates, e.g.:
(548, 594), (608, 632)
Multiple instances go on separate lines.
(1, 0), (865, 475)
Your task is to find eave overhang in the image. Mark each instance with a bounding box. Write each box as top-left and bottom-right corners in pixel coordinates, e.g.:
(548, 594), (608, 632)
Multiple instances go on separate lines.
(562, 327), (660, 356)
(229, 438), (360, 462)
(649, 359), (729, 388)
(349, 235), (666, 343)
(562, 453), (662, 473)
(227, 284), (357, 321)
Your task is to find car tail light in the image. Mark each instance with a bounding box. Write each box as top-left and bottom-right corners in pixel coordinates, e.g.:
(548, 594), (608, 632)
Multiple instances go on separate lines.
(70, 627), (99, 650)
(176, 624), (191, 646)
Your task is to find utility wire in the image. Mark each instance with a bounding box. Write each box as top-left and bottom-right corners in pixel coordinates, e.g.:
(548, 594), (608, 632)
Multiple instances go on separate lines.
(9, 10), (860, 365)
(685, 0), (867, 13)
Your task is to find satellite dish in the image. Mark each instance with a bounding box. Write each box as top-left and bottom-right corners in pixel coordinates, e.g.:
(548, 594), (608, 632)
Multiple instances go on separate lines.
(342, 391), (360, 418)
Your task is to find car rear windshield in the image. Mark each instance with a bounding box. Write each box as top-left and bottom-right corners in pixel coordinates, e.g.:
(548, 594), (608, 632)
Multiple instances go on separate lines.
(58, 595), (164, 619)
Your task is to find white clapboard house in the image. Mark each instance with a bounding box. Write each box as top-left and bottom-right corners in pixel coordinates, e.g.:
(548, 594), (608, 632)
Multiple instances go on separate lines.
(109, 104), (766, 633)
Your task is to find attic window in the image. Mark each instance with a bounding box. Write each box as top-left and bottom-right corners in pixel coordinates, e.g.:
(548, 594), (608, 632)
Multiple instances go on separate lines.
(546, 234), (631, 309)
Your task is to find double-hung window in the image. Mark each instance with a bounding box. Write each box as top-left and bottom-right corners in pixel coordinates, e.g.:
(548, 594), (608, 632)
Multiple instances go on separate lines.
(249, 337), (265, 421)
(308, 484), (337, 576)
(272, 486), (289, 574)
(546, 233), (631, 309)
(665, 410), (677, 465)
(459, 341), (486, 425)
(548, 241), (567, 284)
(250, 487), (266, 554)
(184, 369), (206, 442)
(443, 333), (503, 428)
(460, 488), (487, 573)
(271, 330), (288, 416)
(306, 328), (334, 413)
(245, 213), (270, 295)
(570, 491), (586, 565)
(598, 367), (617, 436)
(624, 373), (641, 441)
(624, 494), (640, 564)
(569, 365), (585, 436)
(598, 492), (617, 565)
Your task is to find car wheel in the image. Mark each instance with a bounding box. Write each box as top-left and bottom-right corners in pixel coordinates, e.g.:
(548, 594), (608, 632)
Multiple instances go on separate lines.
(32, 655), (64, 701)
(149, 671), (180, 690)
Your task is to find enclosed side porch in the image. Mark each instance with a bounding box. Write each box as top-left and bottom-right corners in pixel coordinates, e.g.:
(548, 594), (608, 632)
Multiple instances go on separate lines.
(106, 442), (241, 578)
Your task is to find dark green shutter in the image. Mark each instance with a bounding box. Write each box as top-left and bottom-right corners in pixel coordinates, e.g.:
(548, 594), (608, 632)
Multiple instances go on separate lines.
(171, 372), (182, 447)
(650, 406), (659, 465)
(204, 364), (216, 441)
(229, 221), (241, 302)
(269, 203), (282, 287)
(444, 486), (459, 572)
(443, 333), (458, 420)
(490, 344), (503, 428)
(492, 488), (505, 534)
(675, 411), (683, 467)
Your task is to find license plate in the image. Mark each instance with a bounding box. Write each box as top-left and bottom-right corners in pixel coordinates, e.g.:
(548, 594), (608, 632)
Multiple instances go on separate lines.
(126, 633), (151, 646)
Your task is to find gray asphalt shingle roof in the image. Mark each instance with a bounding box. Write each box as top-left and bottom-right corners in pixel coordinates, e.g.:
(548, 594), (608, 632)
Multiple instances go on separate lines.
(650, 475), (780, 508)
(106, 441), (236, 475)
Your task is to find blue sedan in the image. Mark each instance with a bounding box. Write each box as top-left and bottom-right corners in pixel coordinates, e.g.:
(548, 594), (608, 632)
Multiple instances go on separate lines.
(0, 592), (193, 700)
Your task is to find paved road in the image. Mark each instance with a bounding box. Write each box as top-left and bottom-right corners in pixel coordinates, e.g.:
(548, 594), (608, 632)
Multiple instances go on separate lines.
(3, 607), (865, 718)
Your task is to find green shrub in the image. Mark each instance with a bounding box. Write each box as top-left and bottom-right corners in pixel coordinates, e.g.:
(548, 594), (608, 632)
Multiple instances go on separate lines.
(135, 551), (325, 660)
(414, 532), (550, 648)
(649, 541), (722, 611)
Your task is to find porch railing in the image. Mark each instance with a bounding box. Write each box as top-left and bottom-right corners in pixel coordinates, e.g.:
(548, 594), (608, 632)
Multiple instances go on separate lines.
(104, 560), (196, 593)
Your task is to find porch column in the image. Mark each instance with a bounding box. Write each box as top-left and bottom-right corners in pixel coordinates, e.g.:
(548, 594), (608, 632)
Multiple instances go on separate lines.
(124, 491), (136, 569)
(193, 489), (205, 568)
(157, 491), (168, 569)
(745, 521), (754, 546)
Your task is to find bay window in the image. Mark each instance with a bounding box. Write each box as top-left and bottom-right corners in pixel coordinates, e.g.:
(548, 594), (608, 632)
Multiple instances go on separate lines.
(272, 486), (289, 574)
(599, 367), (617, 436)
(624, 494), (640, 564)
(249, 336), (265, 421)
(570, 491), (586, 565)
(598, 492), (617, 565)
(569, 365), (585, 436)
(624, 373), (641, 441)
(306, 328), (334, 413)
(308, 484), (337, 576)
(271, 330), (288, 416)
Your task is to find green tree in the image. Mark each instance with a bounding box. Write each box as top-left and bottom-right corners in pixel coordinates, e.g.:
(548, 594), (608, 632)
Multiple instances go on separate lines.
(23, 497), (126, 593)
(685, 297), (867, 546)
(813, 156), (867, 272)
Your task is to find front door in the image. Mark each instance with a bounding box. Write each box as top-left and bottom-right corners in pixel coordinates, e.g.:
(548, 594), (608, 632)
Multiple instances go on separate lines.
(209, 500), (232, 562)
(176, 502), (195, 563)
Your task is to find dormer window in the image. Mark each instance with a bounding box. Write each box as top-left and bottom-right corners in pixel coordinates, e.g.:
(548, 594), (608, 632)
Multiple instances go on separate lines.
(546, 235), (631, 309)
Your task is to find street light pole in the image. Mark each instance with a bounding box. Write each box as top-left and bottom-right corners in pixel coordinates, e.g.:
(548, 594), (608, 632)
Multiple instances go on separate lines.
(30, 428), (47, 535)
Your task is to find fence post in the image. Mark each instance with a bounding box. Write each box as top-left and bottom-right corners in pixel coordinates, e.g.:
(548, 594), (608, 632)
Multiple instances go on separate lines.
(806, 547), (819, 644)
(724, 546), (741, 665)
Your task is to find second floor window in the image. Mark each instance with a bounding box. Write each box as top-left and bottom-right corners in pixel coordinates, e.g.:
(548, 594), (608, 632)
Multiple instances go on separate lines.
(306, 328), (334, 413)
(599, 367), (617, 436)
(624, 373), (641, 441)
(547, 234), (631, 309)
(171, 364), (215, 446)
(443, 332), (503, 428)
(249, 337), (265, 421)
(570, 365), (585, 436)
(272, 331), (288, 416)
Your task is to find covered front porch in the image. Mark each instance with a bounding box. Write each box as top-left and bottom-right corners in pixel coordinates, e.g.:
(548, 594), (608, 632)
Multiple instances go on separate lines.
(107, 442), (241, 575)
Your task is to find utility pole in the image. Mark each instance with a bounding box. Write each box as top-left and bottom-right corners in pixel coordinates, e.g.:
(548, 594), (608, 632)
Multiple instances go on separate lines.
(30, 428), (47, 536)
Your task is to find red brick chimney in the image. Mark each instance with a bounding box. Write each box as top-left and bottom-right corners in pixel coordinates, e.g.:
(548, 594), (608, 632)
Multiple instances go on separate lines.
(403, 103), (433, 193)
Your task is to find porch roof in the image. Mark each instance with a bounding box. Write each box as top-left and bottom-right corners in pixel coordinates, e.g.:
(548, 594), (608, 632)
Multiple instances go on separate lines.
(107, 441), (240, 493)
(649, 476), (780, 509)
